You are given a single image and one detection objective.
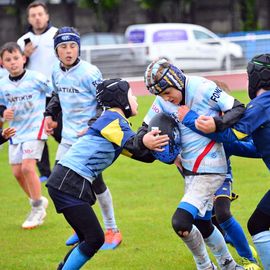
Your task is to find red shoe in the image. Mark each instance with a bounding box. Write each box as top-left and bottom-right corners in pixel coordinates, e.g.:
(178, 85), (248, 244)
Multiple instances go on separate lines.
(100, 229), (122, 250)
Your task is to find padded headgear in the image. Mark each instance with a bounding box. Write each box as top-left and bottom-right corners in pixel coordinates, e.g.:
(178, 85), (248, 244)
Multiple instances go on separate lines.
(96, 79), (132, 118)
(148, 112), (181, 164)
(144, 58), (186, 96)
(247, 53), (270, 99)
(54, 26), (80, 55)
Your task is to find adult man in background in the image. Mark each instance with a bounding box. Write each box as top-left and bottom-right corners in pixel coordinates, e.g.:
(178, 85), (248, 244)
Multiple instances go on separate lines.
(17, 1), (61, 182)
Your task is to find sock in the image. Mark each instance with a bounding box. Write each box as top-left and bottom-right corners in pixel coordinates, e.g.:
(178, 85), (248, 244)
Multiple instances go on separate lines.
(62, 245), (90, 270)
(96, 188), (117, 229)
(220, 216), (255, 261)
(204, 225), (236, 269)
(181, 225), (212, 270)
(252, 231), (270, 270)
(31, 199), (42, 207)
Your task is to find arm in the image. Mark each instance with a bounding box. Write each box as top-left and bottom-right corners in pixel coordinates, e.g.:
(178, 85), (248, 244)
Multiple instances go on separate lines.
(224, 138), (261, 158)
(0, 127), (16, 145)
(44, 91), (62, 120)
(0, 105), (6, 118)
(182, 110), (239, 143)
(121, 121), (169, 163)
(213, 99), (245, 132)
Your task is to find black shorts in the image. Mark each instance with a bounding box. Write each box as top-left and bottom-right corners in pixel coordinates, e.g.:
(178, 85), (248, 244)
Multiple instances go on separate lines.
(46, 164), (96, 206)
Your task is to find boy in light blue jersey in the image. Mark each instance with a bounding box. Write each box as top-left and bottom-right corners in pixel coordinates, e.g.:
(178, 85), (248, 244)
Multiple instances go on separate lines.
(44, 27), (122, 249)
(141, 59), (245, 270)
(178, 53), (270, 270)
(0, 42), (51, 229)
(46, 78), (159, 270)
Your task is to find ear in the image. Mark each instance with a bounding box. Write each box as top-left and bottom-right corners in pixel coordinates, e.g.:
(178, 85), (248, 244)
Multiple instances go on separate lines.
(22, 55), (27, 64)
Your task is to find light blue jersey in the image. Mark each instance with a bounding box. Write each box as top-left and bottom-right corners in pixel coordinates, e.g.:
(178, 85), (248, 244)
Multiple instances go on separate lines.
(144, 76), (235, 174)
(52, 60), (102, 144)
(0, 70), (52, 144)
(59, 110), (135, 182)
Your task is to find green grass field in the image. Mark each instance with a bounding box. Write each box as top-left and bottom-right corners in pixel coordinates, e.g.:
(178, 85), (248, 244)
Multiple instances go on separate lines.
(0, 92), (269, 269)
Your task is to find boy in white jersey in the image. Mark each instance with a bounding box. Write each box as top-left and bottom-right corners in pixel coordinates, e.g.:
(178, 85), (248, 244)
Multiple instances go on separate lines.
(44, 27), (122, 249)
(0, 42), (51, 229)
(141, 59), (245, 270)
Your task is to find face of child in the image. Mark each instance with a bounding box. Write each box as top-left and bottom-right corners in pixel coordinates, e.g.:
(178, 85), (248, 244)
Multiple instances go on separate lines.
(128, 89), (138, 116)
(1, 49), (26, 77)
(159, 87), (183, 105)
(56, 42), (79, 68)
(28, 5), (49, 34)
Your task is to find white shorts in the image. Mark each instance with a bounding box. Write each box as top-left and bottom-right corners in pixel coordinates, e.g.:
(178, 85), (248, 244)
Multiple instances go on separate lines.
(55, 142), (72, 161)
(9, 140), (45, 165)
(181, 174), (226, 217)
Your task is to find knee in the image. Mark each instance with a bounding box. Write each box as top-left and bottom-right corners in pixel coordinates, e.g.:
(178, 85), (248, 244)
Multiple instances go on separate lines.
(171, 208), (194, 237)
(21, 164), (35, 176)
(84, 229), (105, 253)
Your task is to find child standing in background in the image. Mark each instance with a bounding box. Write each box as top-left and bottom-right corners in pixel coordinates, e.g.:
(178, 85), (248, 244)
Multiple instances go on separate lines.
(0, 42), (51, 229)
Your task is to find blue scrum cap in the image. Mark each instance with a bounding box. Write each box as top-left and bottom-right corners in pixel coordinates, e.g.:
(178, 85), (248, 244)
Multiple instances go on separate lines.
(54, 26), (80, 53)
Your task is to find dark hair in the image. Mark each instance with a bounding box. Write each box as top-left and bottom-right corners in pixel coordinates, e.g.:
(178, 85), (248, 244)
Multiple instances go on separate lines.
(27, 1), (48, 16)
(0, 42), (23, 58)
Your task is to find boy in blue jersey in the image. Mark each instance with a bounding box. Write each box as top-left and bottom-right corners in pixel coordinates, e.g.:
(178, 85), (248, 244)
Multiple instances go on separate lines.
(44, 26), (122, 249)
(178, 53), (270, 270)
(0, 42), (51, 229)
(141, 58), (245, 270)
(46, 78), (162, 270)
(0, 127), (16, 145)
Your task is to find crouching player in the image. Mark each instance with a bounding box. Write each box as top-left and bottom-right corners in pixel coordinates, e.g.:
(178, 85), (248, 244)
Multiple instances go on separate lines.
(46, 79), (168, 270)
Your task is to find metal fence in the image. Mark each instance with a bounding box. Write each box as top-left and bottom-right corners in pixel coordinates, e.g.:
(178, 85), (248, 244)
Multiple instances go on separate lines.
(81, 34), (270, 78)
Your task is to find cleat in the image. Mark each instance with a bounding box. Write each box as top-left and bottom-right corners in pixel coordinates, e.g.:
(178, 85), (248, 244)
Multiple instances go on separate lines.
(41, 196), (49, 209)
(22, 206), (46, 229)
(22, 196), (48, 229)
(100, 229), (122, 250)
(221, 259), (245, 270)
(65, 232), (79, 246)
(241, 258), (261, 270)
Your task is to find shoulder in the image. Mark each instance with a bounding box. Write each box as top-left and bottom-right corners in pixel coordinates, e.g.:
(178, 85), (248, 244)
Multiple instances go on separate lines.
(80, 60), (101, 74)
(26, 70), (48, 83)
(46, 26), (58, 36)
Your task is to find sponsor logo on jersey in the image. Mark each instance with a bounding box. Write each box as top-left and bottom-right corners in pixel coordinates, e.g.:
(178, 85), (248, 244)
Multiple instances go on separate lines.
(210, 87), (222, 103)
(6, 94), (33, 103)
(58, 87), (79, 93)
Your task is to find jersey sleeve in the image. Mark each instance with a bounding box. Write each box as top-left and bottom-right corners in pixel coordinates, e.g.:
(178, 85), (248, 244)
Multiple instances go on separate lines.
(100, 116), (135, 147)
(232, 101), (268, 135)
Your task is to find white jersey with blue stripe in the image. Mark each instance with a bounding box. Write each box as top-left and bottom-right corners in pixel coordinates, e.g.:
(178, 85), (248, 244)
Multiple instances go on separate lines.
(0, 70), (52, 144)
(52, 60), (102, 144)
(144, 76), (235, 173)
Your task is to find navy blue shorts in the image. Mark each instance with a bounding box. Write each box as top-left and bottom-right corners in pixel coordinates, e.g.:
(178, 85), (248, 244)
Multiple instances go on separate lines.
(215, 178), (232, 199)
